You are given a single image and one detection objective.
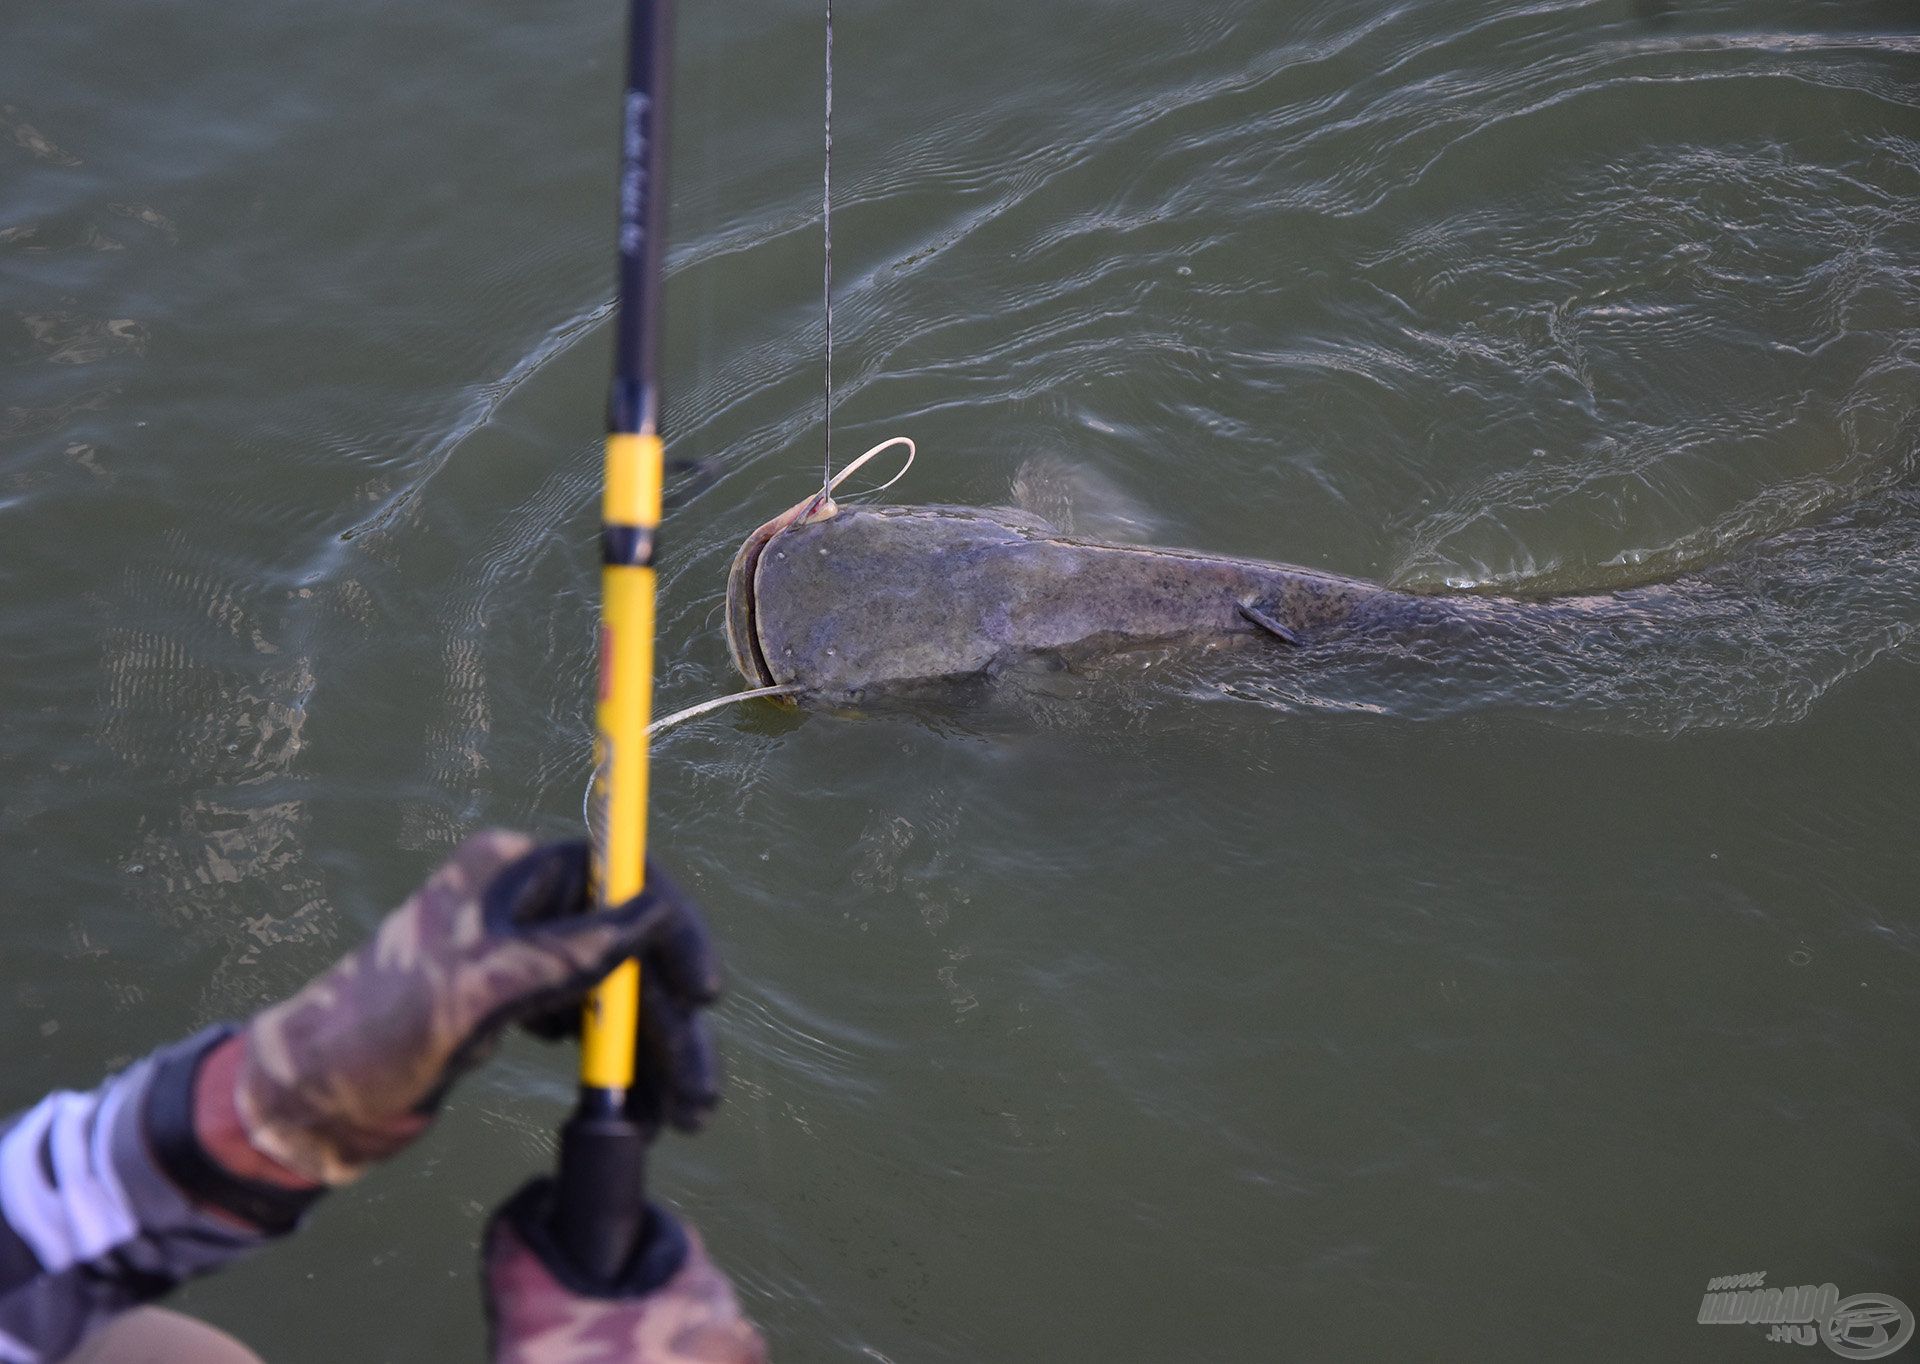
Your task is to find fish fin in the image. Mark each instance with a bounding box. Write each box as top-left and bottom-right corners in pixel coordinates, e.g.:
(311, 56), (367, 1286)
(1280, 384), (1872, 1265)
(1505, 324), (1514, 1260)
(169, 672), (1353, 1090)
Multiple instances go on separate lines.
(1009, 454), (1160, 542)
(1238, 602), (1303, 646)
(983, 505), (1059, 535)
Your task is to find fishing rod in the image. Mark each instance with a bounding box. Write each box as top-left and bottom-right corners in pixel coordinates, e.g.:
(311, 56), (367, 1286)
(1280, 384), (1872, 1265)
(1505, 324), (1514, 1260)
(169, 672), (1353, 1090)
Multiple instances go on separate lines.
(550, 0), (675, 1285)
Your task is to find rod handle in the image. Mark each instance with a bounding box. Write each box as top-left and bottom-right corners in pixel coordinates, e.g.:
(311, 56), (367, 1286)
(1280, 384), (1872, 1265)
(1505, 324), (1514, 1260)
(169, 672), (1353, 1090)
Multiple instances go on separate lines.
(551, 1096), (650, 1287)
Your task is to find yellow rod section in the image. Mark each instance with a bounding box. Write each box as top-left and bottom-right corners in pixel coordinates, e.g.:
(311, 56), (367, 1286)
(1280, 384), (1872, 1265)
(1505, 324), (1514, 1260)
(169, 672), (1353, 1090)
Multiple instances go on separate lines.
(581, 431), (664, 1089)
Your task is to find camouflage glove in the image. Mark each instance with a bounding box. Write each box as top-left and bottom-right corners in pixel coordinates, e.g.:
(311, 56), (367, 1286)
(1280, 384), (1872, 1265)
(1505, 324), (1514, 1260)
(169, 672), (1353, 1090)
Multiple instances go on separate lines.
(485, 1187), (767, 1364)
(234, 831), (715, 1185)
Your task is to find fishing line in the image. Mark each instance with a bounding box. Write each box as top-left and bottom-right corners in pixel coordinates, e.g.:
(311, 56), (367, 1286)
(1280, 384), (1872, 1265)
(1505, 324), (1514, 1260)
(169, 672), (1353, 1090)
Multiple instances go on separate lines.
(816, 8), (917, 509)
(820, 0), (835, 497)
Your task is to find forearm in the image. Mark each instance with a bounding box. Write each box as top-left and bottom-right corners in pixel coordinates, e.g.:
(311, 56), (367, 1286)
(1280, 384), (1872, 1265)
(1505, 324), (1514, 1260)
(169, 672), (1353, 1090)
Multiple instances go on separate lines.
(0, 1029), (321, 1363)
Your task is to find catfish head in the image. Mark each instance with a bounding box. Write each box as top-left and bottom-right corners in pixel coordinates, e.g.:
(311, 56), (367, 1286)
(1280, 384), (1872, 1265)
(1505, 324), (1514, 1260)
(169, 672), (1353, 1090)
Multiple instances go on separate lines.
(724, 490), (839, 688)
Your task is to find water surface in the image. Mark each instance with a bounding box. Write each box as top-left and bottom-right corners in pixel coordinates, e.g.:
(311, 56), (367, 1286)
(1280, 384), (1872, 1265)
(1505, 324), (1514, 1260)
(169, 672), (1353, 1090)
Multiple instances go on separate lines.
(2, 0), (1917, 1359)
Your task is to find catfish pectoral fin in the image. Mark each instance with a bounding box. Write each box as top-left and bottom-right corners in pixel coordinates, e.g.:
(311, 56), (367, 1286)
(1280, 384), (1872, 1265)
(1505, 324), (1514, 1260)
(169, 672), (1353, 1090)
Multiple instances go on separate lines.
(1238, 601), (1303, 646)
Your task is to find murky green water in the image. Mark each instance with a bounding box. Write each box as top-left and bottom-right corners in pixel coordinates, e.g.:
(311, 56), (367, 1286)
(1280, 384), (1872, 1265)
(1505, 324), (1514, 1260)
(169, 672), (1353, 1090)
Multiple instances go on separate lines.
(4, 0), (1918, 1359)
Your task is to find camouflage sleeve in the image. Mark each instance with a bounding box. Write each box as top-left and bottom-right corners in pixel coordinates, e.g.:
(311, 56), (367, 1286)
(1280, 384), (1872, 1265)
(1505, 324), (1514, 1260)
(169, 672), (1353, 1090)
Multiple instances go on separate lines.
(235, 833), (671, 1187)
(0, 1028), (318, 1363)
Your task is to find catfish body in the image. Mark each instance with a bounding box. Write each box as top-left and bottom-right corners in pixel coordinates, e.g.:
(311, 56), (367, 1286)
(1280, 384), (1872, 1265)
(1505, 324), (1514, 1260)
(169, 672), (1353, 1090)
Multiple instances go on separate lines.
(725, 501), (1570, 697)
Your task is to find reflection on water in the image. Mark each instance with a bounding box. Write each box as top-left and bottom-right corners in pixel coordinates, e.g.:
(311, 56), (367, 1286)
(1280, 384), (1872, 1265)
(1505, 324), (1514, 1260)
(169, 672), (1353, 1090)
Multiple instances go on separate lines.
(3, 0), (1918, 1360)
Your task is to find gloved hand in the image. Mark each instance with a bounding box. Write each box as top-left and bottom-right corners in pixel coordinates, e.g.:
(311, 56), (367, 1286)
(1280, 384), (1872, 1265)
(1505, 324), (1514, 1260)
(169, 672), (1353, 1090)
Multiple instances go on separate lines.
(230, 831), (719, 1185)
(475, 846), (761, 1364)
(484, 1189), (767, 1364)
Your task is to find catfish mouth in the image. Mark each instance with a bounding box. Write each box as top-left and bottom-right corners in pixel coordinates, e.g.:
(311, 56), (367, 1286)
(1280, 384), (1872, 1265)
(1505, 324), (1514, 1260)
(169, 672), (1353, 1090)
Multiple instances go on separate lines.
(725, 492), (837, 688)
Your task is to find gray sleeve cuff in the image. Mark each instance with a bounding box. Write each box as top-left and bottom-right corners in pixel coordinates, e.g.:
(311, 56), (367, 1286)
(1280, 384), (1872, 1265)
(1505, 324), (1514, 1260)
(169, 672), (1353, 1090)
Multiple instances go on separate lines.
(0, 1030), (306, 1362)
(138, 1028), (324, 1236)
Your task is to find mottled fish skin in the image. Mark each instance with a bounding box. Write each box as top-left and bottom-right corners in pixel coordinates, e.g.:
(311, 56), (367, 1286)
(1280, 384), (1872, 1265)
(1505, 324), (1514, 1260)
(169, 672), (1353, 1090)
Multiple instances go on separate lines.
(726, 501), (1539, 697)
